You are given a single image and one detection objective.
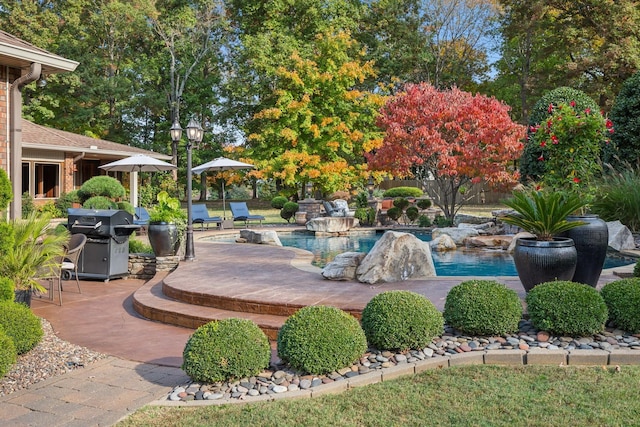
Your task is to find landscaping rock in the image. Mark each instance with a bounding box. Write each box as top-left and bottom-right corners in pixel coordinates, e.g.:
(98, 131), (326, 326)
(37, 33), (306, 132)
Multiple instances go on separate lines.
(431, 227), (479, 245)
(506, 232), (536, 252)
(356, 231), (436, 284)
(322, 252), (366, 281)
(306, 217), (359, 234)
(607, 220), (636, 252)
(239, 229), (282, 246)
(466, 235), (513, 249)
(429, 234), (457, 252)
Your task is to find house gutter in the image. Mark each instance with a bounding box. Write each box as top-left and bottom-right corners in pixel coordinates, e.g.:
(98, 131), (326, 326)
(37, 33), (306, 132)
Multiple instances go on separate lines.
(9, 62), (41, 219)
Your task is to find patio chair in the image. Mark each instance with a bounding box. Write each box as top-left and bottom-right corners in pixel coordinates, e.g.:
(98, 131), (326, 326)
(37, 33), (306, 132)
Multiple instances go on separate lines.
(192, 204), (222, 230)
(133, 207), (150, 233)
(45, 233), (87, 305)
(230, 202), (265, 227)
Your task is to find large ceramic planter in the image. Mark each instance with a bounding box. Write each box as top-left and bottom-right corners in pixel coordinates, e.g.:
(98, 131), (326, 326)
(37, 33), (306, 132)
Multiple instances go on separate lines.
(560, 215), (608, 287)
(147, 222), (180, 256)
(14, 289), (32, 307)
(513, 237), (577, 292)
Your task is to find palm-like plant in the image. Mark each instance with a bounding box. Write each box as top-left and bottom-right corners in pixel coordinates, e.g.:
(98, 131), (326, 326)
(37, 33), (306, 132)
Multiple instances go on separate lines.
(501, 189), (587, 241)
(0, 213), (69, 293)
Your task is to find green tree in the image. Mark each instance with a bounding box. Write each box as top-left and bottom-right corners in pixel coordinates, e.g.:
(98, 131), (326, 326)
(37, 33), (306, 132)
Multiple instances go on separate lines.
(246, 31), (387, 196)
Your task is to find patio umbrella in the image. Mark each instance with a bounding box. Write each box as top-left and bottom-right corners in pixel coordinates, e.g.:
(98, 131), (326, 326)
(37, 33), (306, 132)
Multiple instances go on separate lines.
(192, 156), (254, 219)
(99, 154), (176, 206)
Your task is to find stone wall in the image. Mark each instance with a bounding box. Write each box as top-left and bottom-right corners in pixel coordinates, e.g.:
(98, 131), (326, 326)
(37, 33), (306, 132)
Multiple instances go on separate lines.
(128, 254), (179, 279)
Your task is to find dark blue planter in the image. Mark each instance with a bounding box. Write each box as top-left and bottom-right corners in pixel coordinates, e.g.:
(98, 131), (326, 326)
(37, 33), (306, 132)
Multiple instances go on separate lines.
(147, 223), (180, 257)
(513, 237), (577, 292)
(561, 215), (608, 287)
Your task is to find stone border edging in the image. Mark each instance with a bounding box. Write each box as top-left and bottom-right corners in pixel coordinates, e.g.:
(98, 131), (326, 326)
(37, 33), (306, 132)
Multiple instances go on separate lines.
(148, 348), (640, 407)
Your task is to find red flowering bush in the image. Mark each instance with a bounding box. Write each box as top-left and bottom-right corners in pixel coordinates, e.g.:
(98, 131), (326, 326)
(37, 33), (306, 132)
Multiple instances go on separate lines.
(531, 101), (613, 200)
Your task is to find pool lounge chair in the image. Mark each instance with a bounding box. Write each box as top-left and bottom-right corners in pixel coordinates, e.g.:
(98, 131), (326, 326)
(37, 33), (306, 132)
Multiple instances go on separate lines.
(229, 202), (265, 227)
(192, 204), (223, 230)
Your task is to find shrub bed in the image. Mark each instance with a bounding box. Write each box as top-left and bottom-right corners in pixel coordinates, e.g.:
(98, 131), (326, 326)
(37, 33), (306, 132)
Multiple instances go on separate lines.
(361, 290), (443, 351)
(444, 280), (522, 336)
(0, 328), (17, 378)
(182, 318), (271, 383)
(277, 305), (367, 375)
(601, 278), (640, 333)
(526, 281), (608, 336)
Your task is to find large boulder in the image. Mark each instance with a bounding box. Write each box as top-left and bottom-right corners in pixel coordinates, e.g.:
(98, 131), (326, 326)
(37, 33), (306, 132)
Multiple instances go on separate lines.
(431, 227), (479, 245)
(306, 217), (359, 234)
(238, 229), (282, 246)
(356, 231), (436, 284)
(506, 232), (536, 253)
(607, 221), (636, 252)
(466, 235), (513, 249)
(322, 252), (366, 281)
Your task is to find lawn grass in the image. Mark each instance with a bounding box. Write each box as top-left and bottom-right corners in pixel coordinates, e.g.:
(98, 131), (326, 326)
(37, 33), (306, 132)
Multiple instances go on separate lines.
(117, 364), (640, 426)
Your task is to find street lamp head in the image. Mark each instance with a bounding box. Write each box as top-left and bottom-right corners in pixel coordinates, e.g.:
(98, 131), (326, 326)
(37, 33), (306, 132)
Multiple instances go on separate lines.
(170, 120), (182, 143)
(367, 176), (375, 198)
(186, 118), (204, 145)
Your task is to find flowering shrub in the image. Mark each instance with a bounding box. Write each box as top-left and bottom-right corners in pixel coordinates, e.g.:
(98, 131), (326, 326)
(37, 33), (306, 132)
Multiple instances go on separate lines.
(531, 102), (613, 200)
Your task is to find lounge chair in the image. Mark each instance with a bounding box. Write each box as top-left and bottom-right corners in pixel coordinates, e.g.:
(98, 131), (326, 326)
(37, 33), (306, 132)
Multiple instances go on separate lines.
(192, 204), (223, 230)
(229, 202), (265, 227)
(133, 207), (150, 233)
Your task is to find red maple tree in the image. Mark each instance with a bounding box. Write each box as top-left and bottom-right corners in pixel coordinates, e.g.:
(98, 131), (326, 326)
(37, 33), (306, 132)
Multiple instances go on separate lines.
(368, 83), (526, 220)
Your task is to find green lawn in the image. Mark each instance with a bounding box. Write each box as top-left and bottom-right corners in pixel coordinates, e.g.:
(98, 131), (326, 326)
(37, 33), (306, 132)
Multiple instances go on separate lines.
(117, 364), (640, 426)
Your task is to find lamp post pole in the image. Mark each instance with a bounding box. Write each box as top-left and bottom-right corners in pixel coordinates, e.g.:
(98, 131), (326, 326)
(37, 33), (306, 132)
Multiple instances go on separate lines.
(171, 118), (203, 261)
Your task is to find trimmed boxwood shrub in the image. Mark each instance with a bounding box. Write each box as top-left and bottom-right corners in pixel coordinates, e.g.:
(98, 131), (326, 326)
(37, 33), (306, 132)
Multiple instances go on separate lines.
(0, 301), (43, 354)
(393, 197), (410, 211)
(280, 201), (299, 222)
(117, 201), (135, 215)
(386, 206), (403, 221)
(361, 290), (443, 351)
(526, 281), (608, 336)
(271, 196), (288, 209)
(0, 328), (17, 378)
(416, 198), (432, 209)
(83, 196), (118, 210)
(277, 305), (367, 375)
(418, 215), (432, 227)
(406, 206), (419, 223)
(444, 280), (522, 336)
(78, 175), (126, 201)
(182, 318), (271, 383)
(601, 278), (640, 333)
(382, 187), (423, 198)
(0, 277), (14, 302)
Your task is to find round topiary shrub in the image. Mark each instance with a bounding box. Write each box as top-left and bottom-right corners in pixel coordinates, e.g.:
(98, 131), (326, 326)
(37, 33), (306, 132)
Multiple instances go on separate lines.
(393, 197), (410, 211)
(277, 305), (367, 375)
(83, 196), (118, 210)
(117, 201), (135, 215)
(271, 196), (288, 209)
(444, 280), (523, 336)
(416, 198), (432, 209)
(609, 71), (640, 168)
(0, 328), (17, 378)
(280, 201), (299, 222)
(382, 187), (423, 198)
(0, 301), (43, 354)
(182, 318), (271, 383)
(526, 281), (608, 336)
(78, 175), (126, 201)
(418, 215), (432, 227)
(361, 290), (444, 351)
(601, 278), (640, 333)
(406, 206), (419, 223)
(0, 277), (15, 302)
(386, 206), (403, 221)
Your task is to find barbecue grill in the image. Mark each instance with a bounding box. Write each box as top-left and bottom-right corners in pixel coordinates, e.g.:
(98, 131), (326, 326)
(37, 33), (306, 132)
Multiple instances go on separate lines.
(67, 208), (140, 281)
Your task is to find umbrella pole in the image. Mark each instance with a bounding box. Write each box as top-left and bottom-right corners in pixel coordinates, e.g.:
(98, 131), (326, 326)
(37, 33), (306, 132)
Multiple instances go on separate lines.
(222, 180), (226, 219)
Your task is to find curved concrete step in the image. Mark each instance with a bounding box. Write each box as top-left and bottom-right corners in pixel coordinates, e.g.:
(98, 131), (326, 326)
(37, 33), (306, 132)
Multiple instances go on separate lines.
(132, 279), (286, 340)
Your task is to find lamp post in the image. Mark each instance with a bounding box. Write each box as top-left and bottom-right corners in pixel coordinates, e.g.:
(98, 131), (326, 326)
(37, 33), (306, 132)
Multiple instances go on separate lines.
(171, 118), (204, 261)
(367, 176), (375, 199)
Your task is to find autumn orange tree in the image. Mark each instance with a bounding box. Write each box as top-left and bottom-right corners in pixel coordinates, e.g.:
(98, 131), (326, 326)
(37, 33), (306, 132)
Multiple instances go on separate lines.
(245, 31), (387, 197)
(368, 83), (526, 220)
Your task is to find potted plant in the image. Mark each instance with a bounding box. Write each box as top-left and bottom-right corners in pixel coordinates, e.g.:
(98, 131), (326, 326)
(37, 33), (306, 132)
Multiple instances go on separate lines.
(500, 188), (587, 292)
(0, 213), (68, 306)
(530, 100), (614, 287)
(147, 191), (187, 257)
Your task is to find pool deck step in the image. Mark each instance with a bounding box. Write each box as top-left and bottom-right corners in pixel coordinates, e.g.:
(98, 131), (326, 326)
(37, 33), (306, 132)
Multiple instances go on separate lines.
(132, 279), (287, 340)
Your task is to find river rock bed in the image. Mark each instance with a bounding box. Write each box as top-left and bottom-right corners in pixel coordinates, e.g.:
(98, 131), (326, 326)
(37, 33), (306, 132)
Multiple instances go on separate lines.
(167, 319), (640, 402)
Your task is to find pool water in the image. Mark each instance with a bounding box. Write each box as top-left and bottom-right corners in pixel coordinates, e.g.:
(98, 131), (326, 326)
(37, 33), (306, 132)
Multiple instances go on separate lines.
(277, 231), (634, 277)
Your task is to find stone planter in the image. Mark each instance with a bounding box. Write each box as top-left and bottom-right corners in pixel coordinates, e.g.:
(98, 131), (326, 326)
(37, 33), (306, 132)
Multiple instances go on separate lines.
(295, 211), (308, 225)
(512, 237), (577, 292)
(560, 214), (608, 287)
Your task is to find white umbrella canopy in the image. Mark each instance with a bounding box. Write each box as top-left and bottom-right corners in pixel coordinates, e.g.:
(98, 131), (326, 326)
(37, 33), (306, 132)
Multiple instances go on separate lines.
(192, 157), (255, 219)
(99, 154), (177, 172)
(99, 154), (177, 206)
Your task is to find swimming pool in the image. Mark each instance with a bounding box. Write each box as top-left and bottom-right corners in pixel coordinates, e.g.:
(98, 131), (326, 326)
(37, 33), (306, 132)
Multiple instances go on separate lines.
(277, 230), (634, 276)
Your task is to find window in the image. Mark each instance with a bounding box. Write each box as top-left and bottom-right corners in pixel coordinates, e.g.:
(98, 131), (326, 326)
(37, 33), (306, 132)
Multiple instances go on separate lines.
(34, 163), (59, 198)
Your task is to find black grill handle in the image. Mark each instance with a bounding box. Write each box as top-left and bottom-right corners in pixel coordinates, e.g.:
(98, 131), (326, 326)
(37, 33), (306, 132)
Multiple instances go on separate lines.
(72, 220), (103, 230)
